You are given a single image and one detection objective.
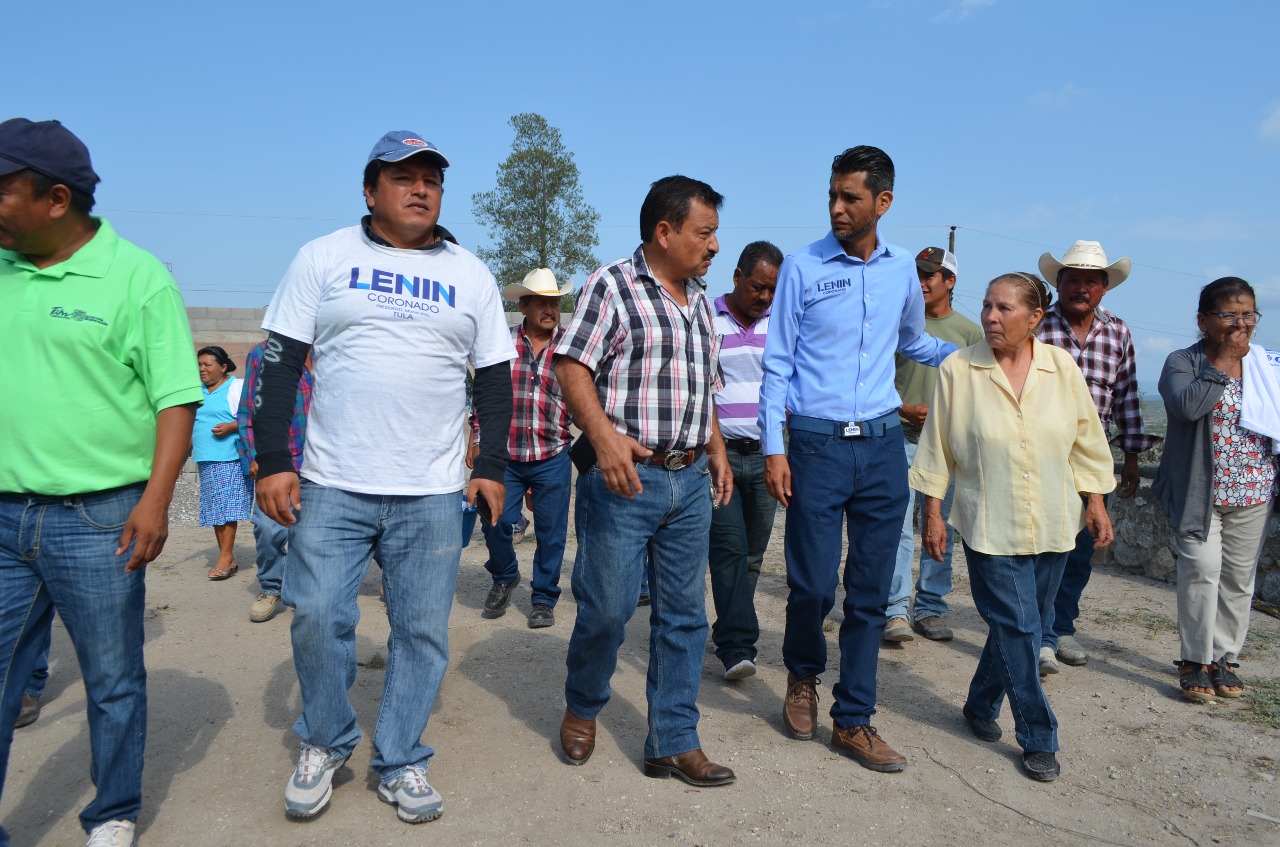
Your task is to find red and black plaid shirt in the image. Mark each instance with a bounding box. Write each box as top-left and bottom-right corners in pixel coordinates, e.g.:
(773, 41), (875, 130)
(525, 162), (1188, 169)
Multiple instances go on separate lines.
(473, 322), (572, 462)
(1038, 303), (1160, 455)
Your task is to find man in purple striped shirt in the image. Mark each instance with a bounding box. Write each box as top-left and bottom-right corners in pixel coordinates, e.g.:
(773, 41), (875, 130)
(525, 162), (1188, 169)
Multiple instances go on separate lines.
(708, 241), (782, 681)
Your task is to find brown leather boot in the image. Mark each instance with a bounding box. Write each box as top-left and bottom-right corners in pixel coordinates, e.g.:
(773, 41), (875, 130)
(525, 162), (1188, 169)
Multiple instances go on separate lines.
(832, 723), (908, 772)
(560, 708), (596, 765)
(783, 673), (819, 740)
(642, 748), (735, 786)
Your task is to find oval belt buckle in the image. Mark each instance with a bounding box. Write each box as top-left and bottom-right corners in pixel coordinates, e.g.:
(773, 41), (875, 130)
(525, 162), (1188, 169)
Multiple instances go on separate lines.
(664, 451), (687, 471)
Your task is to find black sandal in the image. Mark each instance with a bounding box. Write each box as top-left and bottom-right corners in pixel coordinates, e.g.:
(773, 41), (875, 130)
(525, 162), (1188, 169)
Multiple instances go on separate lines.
(1175, 660), (1215, 703)
(1209, 659), (1244, 699)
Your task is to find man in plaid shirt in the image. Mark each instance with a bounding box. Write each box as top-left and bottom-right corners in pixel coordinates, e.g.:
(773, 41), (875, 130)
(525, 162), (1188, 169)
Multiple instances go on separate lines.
(553, 175), (735, 787)
(237, 338), (312, 623)
(467, 268), (574, 628)
(1036, 240), (1161, 672)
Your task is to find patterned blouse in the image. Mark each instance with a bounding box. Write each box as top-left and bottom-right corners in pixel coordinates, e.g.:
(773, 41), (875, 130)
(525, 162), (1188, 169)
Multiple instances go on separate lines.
(1211, 377), (1278, 506)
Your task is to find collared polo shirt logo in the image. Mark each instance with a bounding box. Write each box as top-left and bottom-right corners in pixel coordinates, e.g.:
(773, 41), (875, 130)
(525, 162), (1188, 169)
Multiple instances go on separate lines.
(49, 306), (107, 326)
(815, 278), (852, 294)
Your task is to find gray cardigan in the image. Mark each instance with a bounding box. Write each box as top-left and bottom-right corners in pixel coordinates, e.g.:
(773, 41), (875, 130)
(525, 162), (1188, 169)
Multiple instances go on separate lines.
(1153, 342), (1230, 540)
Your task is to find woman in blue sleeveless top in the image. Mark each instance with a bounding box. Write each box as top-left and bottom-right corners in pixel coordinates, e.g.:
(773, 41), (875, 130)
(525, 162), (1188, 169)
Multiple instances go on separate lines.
(194, 346), (254, 579)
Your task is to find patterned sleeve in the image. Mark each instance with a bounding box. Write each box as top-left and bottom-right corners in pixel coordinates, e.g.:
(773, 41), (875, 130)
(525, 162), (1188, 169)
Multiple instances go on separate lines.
(553, 267), (622, 374)
(1113, 324), (1161, 454)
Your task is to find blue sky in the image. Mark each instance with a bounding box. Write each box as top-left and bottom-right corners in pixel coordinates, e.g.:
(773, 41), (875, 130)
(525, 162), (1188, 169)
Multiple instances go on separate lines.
(11, 0), (1278, 384)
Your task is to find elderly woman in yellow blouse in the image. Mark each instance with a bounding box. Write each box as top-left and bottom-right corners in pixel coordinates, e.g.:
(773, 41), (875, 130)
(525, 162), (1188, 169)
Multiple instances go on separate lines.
(909, 272), (1116, 783)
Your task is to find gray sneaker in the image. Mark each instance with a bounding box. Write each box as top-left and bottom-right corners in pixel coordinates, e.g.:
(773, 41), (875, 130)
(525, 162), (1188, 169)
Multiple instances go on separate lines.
(284, 743), (348, 817)
(86, 820), (136, 847)
(723, 658), (757, 681)
(1056, 635), (1088, 666)
(1038, 646), (1059, 676)
(378, 765), (444, 823)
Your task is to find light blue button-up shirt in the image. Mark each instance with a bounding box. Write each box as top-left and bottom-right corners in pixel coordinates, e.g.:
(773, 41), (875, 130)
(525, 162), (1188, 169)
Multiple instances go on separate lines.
(759, 231), (958, 455)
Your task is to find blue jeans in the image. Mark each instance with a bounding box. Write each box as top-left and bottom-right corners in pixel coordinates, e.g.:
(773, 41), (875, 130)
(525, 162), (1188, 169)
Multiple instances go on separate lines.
(887, 441), (957, 621)
(23, 618), (52, 699)
(963, 544), (1067, 753)
(481, 449), (571, 608)
(707, 450), (775, 666)
(251, 499), (289, 596)
(283, 480), (461, 781)
(1043, 494), (1108, 650)
(564, 456), (712, 759)
(782, 428), (908, 728)
(0, 485), (148, 842)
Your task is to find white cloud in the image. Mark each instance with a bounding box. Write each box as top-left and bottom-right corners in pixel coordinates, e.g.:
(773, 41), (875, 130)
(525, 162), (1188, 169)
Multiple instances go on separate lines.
(1259, 102), (1280, 145)
(934, 0), (997, 23)
(1138, 336), (1175, 358)
(1030, 83), (1085, 109)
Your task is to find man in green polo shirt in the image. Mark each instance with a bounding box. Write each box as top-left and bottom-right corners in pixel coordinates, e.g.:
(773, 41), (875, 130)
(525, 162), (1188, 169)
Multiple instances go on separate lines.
(0, 118), (202, 847)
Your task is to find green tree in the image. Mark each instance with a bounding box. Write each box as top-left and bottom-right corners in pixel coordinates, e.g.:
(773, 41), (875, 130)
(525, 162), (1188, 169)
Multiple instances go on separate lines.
(471, 113), (599, 310)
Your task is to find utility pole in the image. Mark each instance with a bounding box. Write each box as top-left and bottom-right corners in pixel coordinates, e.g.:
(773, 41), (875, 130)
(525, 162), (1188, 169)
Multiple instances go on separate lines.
(948, 226), (956, 254)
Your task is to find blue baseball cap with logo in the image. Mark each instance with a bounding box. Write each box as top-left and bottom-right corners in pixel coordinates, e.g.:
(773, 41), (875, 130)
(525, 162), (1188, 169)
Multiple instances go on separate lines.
(367, 130), (450, 169)
(0, 118), (101, 195)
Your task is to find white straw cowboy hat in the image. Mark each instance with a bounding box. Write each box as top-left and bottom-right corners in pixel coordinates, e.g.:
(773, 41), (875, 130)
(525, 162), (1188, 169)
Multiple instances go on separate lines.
(503, 267), (573, 302)
(1038, 240), (1132, 291)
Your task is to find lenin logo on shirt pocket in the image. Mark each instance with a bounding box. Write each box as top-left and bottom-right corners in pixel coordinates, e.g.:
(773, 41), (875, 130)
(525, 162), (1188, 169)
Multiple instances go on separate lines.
(49, 306), (107, 326)
(810, 277), (852, 304)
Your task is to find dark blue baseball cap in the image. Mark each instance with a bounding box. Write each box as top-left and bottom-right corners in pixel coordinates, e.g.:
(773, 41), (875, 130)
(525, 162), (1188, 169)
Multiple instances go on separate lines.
(367, 130), (450, 169)
(0, 118), (100, 196)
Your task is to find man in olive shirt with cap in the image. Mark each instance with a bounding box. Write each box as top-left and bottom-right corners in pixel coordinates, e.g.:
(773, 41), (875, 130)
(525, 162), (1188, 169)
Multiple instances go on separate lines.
(0, 118), (202, 847)
(884, 247), (982, 644)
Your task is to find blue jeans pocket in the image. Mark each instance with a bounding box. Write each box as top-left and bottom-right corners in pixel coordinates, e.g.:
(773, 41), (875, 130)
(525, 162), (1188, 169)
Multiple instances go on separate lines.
(74, 488), (140, 530)
(788, 431), (835, 457)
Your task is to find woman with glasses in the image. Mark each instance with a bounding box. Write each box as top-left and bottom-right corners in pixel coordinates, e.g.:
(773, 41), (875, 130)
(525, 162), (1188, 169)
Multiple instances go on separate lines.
(1154, 277), (1275, 703)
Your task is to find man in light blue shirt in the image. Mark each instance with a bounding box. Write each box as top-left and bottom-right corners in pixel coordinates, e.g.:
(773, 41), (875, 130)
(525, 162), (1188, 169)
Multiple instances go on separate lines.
(760, 146), (956, 773)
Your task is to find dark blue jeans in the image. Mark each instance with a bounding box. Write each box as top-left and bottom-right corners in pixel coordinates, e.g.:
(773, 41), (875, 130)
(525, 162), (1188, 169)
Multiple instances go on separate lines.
(481, 449), (571, 608)
(23, 619), (52, 699)
(782, 428), (908, 728)
(1044, 493), (1108, 650)
(964, 544), (1067, 753)
(564, 456), (712, 759)
(707, 450), (775, 666)
(0, 485), (148, 843)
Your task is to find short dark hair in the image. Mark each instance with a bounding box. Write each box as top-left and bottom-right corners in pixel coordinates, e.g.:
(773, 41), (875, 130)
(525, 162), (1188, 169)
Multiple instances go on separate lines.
(639, 175), (724, 243)
(736, 241), (783, 275)
(21, 169), (95, 216)
(362, 158), (445, 212)
(196, 345), (237, 373)
(989, 272), (1052, 314)
(830, 146), (895, 196)
(1197, 276), (1255, 314)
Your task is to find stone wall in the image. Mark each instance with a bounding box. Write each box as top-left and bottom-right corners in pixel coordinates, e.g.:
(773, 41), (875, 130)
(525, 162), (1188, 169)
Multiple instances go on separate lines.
(1107, 478), (1280, 604)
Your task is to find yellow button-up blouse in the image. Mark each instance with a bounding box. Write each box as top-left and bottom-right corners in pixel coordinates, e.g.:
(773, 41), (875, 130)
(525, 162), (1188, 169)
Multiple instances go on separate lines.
(908, 338), (1116, 556)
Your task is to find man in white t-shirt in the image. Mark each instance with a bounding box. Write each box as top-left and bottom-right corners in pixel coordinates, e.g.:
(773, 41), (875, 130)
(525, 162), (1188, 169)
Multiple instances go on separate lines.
(254, 130), (515, 825)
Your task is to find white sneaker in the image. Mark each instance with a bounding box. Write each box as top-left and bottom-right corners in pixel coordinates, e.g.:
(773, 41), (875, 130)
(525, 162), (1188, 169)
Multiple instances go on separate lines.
(377, 765), (444, 823)
(1039, 646), (1059, 676)
(724, 658), (757, 681)
(284, 743), (348, 817)
(1056, 634), (1089, 666)
(87, 820), (135, 847)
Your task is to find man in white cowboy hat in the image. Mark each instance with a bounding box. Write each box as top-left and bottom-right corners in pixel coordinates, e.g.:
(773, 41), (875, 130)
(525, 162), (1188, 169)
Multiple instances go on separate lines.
(1035, 240), (1160, 674)
(467, 268), (575, 627)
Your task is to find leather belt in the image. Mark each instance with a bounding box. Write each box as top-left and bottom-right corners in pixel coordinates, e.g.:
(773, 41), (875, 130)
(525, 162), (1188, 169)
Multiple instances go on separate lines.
(641, 446), (705, 470)
(788, 411), (901, 438)
(724, 437), (761, 454)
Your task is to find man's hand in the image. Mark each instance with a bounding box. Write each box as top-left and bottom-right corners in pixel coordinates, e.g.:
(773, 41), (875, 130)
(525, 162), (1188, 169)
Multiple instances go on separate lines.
(899, 404), (929, 429)
(1118, 453), (1140, 499)
(258, 471), (301, 526)
(465, 442), (479, 470)
(468, 478), (505, 525)
(920, 498), (947, 563)
(1085, 493), (1114, 548)
(117, 492), (171, 572)
(595, 429), (653, 498)
(707, 449), (733, 506)
(765, 454), (792, 507)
